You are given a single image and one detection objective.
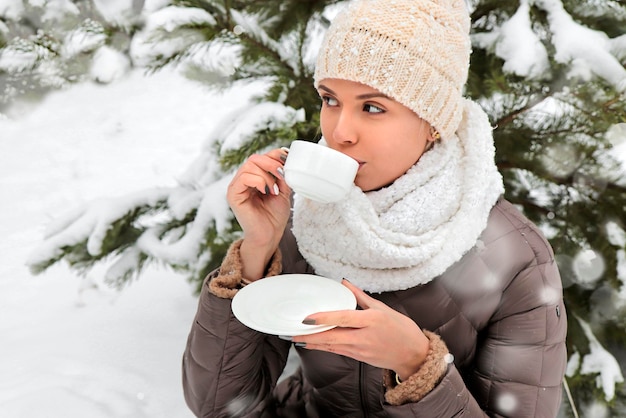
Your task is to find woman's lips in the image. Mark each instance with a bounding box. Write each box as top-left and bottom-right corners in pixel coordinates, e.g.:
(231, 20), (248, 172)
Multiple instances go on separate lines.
(343, 153), (364, 171)
(350, 157), (365, 170)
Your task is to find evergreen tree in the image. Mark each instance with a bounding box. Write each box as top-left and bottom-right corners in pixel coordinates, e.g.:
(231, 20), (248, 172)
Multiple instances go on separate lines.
(25, 0), (336, 288)
(19, 0), (626, 415)
(467, 1), (626, 415)
(0, 0), (141, 113)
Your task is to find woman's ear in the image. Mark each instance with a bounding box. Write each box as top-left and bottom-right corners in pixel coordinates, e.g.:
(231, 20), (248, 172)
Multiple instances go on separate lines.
(429, 126), (441, 142)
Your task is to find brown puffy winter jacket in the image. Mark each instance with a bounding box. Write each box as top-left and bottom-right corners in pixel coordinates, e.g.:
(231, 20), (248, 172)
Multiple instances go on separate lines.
(182, 198), (568, 417)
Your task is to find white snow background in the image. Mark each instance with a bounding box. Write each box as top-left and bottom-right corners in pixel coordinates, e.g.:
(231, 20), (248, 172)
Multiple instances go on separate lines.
(0, 68), (265, 417)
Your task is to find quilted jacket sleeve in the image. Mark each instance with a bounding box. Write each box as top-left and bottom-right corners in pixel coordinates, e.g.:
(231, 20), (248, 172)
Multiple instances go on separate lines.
(426, 203), (566, 417)
(181, 257), (291, 417)
(466, 201), (568, 417)
(466, 238), (568, 417)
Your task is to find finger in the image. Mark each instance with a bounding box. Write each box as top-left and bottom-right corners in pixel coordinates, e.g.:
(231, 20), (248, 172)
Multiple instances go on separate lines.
(229, 170), (277, 197)
(293, 326), (351, 347)
(257, 149), (289, 179)
(268, 148), (289, 186)
(268, 147), (289, 164)
(229, 155), (285, 197)
(302, 309), (369, 329)
(341, 278), (382, 310)
(247, 154), (285, 185)
(252, 148), (289, 191)
(294, 340), (351, 357)
(293, 328), (366, 360)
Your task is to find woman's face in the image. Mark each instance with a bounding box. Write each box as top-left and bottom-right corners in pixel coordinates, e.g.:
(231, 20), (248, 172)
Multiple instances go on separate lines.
(318, 78), (433, 192)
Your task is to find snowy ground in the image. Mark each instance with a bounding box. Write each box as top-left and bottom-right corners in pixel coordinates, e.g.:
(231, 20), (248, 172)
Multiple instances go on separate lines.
(0, 69), (261, 417)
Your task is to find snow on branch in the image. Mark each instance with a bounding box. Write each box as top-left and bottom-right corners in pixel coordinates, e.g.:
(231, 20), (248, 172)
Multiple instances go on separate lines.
(219, 102), (306, 154)
(130, 6), (218, 67)
(61, 19), (107, 58)
(472, 0), (549, 79)
(26, 187), (172, 270)
(23, 91), (309, 283)
(230, 9), (297, 75)
(136, 175), (234, 266)
(473, 0), (626, 91)
(609, 34), (626, 62)
(144, 6), (217, 33)
(606, 221), (626, 309)
(0, 37), (56, 72)
(567, 316), (624, 401)
(25, 175), (238, 286)
(536, 0), (626, 92)
(182, 41), (242, 82)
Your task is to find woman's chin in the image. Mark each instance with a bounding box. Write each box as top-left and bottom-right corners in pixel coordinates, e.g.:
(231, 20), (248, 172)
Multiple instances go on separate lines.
(358, 180), (391, 193)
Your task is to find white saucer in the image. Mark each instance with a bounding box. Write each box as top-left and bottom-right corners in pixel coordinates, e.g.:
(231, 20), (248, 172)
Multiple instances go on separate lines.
(231, 274), (356, 336)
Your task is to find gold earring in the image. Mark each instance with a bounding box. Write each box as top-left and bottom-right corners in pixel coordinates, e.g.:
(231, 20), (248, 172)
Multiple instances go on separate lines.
(430, 126), (441, 140)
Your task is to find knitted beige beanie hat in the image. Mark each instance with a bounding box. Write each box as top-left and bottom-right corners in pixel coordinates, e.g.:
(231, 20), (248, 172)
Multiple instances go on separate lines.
(314, 0), (472, 140)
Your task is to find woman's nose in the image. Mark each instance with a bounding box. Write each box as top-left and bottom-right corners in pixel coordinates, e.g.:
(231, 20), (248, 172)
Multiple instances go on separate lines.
(331, 110), (358, 145)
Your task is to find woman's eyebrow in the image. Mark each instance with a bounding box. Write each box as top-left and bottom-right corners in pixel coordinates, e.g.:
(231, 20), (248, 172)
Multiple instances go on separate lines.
(356, 92), (392, 100)
(318, 84), (392, 100)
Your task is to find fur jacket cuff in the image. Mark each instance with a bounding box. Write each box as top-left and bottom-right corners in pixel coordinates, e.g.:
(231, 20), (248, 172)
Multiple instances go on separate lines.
(383, 330), (449, 405)
(208, 239), (283, 299)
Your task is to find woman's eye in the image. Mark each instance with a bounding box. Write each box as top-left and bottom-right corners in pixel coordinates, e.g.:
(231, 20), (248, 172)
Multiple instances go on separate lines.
(322, 96), (338, 107)
(364, 104), (384, 114)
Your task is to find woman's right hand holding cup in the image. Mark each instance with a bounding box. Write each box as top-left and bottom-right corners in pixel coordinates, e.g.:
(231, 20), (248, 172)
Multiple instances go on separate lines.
(226, 147), (291, 281)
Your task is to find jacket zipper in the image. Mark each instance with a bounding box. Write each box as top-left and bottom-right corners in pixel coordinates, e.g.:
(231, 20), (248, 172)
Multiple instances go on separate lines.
(359, 361), (370, 418)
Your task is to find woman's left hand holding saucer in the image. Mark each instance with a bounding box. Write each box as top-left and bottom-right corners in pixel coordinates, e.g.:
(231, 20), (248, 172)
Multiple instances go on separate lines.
(292, 279), (430, 381)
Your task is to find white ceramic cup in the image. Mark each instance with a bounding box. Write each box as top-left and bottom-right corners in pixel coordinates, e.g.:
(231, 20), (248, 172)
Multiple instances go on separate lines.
(283, 140), (359, 203)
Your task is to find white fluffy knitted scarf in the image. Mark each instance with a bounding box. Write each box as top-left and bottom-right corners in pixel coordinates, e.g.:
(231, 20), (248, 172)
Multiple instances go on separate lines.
(291, 99), (504, 293)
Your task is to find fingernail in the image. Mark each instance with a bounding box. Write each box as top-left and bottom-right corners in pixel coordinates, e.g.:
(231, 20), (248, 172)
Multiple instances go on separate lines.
(342, 278), (351, 283)
(302, 318), (316, 325)
(278, 335), (293, 341)
(280, 147), (290, 153)
(280, 147), (289, 162)
(273, 184), (280, 195)
(277, 167), (285, 178)
(264, 185), (270, 195)
(294, 342), (307, 348)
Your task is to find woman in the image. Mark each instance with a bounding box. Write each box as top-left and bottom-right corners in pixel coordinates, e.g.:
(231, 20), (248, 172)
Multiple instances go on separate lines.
(182, 0), (568, 416)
